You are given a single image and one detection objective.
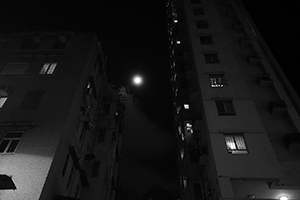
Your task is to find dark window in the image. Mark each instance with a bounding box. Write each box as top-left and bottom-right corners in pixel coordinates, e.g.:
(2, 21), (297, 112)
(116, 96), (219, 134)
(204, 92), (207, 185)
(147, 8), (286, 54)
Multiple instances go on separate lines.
(97, 129), (106, 142)
(53, 35), (70, 50)
(193, 7), (205, 15)
(21, 90), (45, 108)
(204, 53), (219, 63)
(215, 100), (236, 115)
(200, 36), (213, 44)
(0, 132), (23, 153)
(224, 135), (248, 154)
(196, 20), (209, 29)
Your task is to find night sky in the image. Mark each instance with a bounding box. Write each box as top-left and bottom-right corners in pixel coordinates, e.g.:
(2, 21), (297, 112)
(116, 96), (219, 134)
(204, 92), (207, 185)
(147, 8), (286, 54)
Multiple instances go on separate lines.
(1, 0), (299, 199)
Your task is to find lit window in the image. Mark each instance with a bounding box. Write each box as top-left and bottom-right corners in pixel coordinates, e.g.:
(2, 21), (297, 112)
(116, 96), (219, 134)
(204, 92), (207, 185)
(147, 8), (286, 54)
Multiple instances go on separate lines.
(185, 121), (193, 134)
(183, 104), (189, 109)
(0, 87), (9, 109)
(1, 62), (29, 75)
(215, 100), (236, 115)
(224, 135), (248, 154)
(209, 74), (227, 88)
(176, 106), (181, 114)
(39, 63), (57, 74)
(180, 149), (184, 159)
(0, 97), (7, 109)
(200, 36), (213, 44)
(0, 132), (23, 154)
(204, 53), (219, 63)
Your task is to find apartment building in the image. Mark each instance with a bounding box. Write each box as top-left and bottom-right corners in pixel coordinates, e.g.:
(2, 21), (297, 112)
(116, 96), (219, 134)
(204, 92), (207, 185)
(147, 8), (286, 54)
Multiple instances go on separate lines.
(0, 32), (124, 200)
(167, 0), (300, 200)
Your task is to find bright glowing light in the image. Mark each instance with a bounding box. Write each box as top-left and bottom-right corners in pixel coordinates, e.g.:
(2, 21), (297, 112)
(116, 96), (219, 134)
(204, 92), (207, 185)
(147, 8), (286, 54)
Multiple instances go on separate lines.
(279, 196), (288, 200)
(132, 75), (143, 85)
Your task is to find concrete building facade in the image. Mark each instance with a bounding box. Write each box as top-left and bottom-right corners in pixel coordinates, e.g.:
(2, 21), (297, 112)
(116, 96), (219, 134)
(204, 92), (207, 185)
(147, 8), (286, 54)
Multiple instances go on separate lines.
(167, 0), (300, 200)
(0, 32), (124, 200)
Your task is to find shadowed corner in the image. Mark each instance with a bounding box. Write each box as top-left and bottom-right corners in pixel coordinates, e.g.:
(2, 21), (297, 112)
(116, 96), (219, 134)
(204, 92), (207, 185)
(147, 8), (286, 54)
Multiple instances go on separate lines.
(119, 95), (178, 200)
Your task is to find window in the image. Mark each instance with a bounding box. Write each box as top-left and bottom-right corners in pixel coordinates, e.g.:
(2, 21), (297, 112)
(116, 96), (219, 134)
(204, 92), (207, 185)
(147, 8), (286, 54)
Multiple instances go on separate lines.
(193, 7), (205, 15)
(215, 100), (236, 115)
(91, 160), (101, 177)
(0, 132), (23, 153)
(21, 90), (45, 108)
(196, 20), (209, 29)
(224, 135), (248, 154)
(200, 36), (213, 44)
(0, 96), (7, 108)
(1, 62), (29, 75)
(204, 53), (219, 63)
(39, 63), (57, 74)
(0, 86), (9, 109)
(209, 74), (227, 87)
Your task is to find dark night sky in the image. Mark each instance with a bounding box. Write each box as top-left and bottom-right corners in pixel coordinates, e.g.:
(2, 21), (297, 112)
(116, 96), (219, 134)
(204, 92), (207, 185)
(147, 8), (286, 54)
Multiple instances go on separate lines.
(1, 0), (299, 199)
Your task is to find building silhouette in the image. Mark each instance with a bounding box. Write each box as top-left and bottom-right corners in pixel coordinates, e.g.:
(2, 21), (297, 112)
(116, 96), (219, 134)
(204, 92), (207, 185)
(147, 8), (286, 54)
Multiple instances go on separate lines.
(167, 0), (300, 200)
(0, 32), (124, 200)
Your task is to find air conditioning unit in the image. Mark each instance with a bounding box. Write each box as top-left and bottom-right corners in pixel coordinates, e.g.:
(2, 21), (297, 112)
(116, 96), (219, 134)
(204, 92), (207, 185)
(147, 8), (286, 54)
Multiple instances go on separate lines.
(239, 36), (251, 46)
(258, 74), (273, 87)
(248, 53), (261, 64)
(269, 100), (287, 114)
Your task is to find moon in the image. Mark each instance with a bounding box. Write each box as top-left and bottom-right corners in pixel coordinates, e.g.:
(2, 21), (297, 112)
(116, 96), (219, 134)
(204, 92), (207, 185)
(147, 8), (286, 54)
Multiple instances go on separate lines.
(132, 75), (143, 85)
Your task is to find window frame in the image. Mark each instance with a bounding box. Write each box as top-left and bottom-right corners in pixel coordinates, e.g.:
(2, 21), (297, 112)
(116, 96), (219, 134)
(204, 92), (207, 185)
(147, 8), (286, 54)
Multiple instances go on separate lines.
(1, 62), (29, 75)
(215, 100), (236, 115)
(209, 74), (227, 88)
(39, 62), (58, 75)
(224, 134), (248, 154)
(199, 35), (213, 44)
(0, 131), (23, 154)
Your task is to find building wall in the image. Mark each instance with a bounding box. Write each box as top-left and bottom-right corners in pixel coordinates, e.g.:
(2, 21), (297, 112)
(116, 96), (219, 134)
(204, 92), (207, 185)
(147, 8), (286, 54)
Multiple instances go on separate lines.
(0, 32), (113, 200)
(168, 0), (300, 199)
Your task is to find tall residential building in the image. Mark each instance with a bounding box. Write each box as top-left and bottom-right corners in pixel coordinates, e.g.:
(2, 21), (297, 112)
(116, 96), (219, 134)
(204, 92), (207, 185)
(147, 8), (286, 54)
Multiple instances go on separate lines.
(167, 0), (300, 200)
(0, 32), (124, 200)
